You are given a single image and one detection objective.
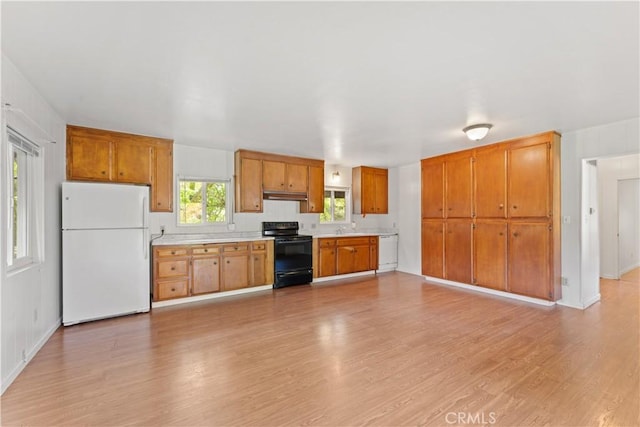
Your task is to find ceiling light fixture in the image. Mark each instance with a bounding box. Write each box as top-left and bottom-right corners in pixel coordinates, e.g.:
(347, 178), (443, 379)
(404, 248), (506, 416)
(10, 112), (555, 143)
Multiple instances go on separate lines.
(463, 123), (493, 141)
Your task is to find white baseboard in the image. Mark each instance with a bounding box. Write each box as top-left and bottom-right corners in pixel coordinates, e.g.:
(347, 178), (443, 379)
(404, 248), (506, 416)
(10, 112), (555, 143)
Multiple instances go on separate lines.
(582, 293), (601, 308)
(152, 284), (273, 308)
(312, 270), (375, 284)
(621, 262), (640, 276)
(1, 318), (61, 395)
(600, 273), (618, 280)
(423, 276), (556, 307)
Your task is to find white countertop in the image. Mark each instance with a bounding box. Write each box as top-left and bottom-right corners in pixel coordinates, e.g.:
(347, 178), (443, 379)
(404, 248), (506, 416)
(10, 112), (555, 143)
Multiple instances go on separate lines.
(151, 230), (398, 245)
(151, 233), (273, 246)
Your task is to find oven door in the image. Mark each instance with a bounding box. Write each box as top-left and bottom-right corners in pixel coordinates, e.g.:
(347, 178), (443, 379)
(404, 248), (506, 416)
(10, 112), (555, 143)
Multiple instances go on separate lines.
(274, 236), (312, 273)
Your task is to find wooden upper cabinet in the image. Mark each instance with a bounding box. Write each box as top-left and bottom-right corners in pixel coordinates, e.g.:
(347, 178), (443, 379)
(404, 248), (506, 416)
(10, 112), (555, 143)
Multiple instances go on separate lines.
(421, 219), (444, 278)
(66, 125), (173, 212)
(475, 145), (507, 218)
(153, 142), (173, 212)
(235, 155), (263, 213)
(353, 166), (388, 215)
(508, 222), (551, 299)
(300, 165), (324, 213)
(235, 150), (323, 213)
(421, 159), (444, 218)
(444, 220), (472, 284)
(115, 139), (153, 184)
(263, 161), (308, 193)
(262, 160), (287, 191)
(286, 163), (308, 193)
(508, 141), (551, 218)
(67, 131), (113, 181)
(444, 153), (473, 218)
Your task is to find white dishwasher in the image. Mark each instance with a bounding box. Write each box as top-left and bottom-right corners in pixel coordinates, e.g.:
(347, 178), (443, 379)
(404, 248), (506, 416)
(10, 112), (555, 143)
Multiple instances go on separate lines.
(378, 233), (398, 271)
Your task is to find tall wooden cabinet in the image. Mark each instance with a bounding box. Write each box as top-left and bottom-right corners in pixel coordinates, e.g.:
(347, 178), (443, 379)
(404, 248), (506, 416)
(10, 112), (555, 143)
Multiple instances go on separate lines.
(352, 166), (388, 215)
(66, 125), (173, 212)
(421, 131), (561, 301)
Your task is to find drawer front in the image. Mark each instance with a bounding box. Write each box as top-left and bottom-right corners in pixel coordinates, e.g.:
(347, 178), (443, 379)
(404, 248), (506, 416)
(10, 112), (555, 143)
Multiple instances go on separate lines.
(252, 241), (267, 251)
(157, 259), (189, 278)
(319, 239), (337, 247)
(156, 247), (189, 257)
(369, 237), (378, 245)
(157, 278), (189, 300)
(337, 237), (370, 246)
(193, 246), (220, 255)
(223, 244), (249, 253)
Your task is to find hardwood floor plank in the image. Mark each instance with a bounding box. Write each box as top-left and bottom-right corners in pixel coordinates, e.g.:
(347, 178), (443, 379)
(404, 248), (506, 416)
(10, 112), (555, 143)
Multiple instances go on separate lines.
(1, 271), (638, 426)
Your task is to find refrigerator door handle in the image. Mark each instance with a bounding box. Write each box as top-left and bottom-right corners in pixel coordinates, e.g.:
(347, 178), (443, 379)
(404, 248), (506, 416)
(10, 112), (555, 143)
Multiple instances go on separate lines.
(143, 228), (148, 260)
(142, 196), (148, 229)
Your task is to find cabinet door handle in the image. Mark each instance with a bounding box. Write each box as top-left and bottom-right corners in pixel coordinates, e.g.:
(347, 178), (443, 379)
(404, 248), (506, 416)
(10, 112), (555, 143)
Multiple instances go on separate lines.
(101, 171), (106, 175)
(499, 232), (503, 236)
(226, 260), (230, 264)
(119, 172), (123, 176)
(171, 266), (176, 271)
(513, 232), (519, 237)
(499, 204), (504, 209)
(513, 205), (518, 209)
(171, 251), (175, 255)
(171, 287), (176, 292)
(213, 261), (217, 265)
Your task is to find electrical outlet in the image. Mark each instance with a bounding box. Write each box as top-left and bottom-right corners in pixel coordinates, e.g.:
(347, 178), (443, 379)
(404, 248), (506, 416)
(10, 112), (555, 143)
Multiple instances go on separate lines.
(311, 223), (316, 229)
(300, 223), (304, 229)
(34, 309), (38, 322)
(21, 349), (26, 362)
(561, 277), (568, 286)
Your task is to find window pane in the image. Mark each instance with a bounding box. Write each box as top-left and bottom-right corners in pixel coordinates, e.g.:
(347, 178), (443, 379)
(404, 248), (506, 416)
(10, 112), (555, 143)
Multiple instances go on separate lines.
(206, 182), (226, 223)
(12, 150), (20, 259)
(320, 190), (332, 223)
(334, 191), (346, 221)
(179, 181), (203, 224)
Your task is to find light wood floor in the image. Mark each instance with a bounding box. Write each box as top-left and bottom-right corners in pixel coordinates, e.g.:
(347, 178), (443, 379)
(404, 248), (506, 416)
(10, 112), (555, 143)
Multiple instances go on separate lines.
(1, 271), (638, 426)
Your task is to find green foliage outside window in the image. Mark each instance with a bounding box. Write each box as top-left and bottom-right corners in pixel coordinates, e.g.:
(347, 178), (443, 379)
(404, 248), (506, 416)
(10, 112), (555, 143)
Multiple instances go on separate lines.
(179, 180), (226, 224)
(320, 189), (348, 223)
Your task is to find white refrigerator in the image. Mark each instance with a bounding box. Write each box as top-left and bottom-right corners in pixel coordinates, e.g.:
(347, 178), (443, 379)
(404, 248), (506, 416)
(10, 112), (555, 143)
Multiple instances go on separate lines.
(62, 182), (150, 326)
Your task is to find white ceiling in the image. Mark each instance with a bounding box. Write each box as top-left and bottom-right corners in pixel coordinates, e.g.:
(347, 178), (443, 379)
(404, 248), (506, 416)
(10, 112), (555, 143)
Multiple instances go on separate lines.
(2, 2), (638, 167)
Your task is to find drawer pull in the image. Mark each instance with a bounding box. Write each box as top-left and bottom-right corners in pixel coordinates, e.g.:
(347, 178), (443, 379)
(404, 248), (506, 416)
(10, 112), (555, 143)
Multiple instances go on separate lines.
(171, 251), (175, 255)
(171, 266), (176, 271)
(171, 287), (176, 292)
(204, 249), (208, 253)
(513, 205), (518, 209)
(226, 260), (230, 264)
(214, 261), (217, 265)
(101, 171), (106, 175)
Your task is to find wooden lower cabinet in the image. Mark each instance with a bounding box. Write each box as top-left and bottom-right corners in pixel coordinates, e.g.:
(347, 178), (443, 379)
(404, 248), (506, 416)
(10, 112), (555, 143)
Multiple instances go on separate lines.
(421, 220), (444, 278)
(316, 236), (378, 278)
(508, 222), (551, 299)
(152, 240), (274, 301)
(192, 255), (221, 295)
(473, 221), (507, 291)
(318, 239), (337, 277)
(444, 220), (472, 283)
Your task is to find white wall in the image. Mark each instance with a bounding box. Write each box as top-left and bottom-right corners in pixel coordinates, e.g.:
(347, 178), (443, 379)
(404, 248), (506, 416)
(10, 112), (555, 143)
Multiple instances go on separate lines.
(597, 154), (640, 278)
(560, 118), (640, 308)
(149, 145), (399, 236)
(396, 163), (421, 275)
(618, 178), (640, 275)
(1, 55), (67, 393)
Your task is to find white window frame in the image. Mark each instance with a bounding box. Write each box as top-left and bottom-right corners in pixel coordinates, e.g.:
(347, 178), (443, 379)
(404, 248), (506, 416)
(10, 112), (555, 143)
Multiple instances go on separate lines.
(321, 186), (351, 224)
(6, 126), (43, 272)
(176, 176), (232, 227)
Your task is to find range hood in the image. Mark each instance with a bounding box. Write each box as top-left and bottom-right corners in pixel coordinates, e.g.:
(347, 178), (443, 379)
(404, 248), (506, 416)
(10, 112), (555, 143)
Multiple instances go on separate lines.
(263, 191), (308, 201)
